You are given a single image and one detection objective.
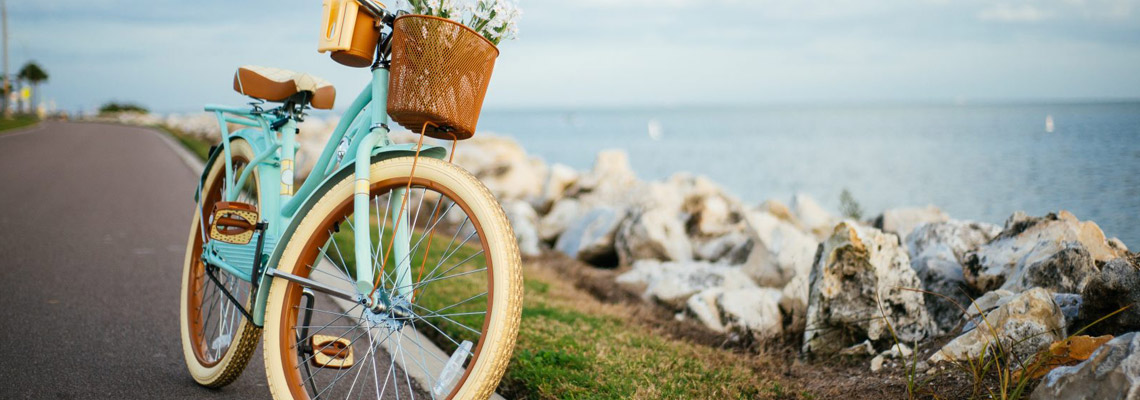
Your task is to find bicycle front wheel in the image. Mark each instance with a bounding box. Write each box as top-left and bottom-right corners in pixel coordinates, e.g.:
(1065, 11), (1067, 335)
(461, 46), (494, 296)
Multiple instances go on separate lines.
(264, 157), (522, 400)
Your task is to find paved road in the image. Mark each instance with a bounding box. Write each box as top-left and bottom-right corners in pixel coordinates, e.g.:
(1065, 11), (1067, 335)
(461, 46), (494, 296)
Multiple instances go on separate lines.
(0, 122), (272, 399)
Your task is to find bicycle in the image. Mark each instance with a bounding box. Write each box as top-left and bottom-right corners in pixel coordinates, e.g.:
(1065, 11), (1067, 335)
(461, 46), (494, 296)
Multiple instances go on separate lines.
(178, 1), (523, 399)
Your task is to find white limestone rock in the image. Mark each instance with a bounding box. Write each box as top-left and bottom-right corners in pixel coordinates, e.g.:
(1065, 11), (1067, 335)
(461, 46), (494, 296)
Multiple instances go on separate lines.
(615, 208), (692, 266)
(686, 288), (727, 332)
(802, 222), (934, 354)
(780, 272), (811, 333)
(694, 231), (752, 264)
(503, 200), (541, 257)
(538, 198), (581, 242)
(718, 287), (785, 341)
(554, 206), (625, 266)
(905, 220), (1002, 333)
(963, 211), (1128, 293)
(1031, 332), (1140, 400)
(539, 163), (579, 207)
(929, 288), (1065, 364)
(616, 260), (755, 309)
(452, 135), (548, 202)
(792, 193), (838, 240)
(740, 211), (819, 288)
(874, 205), (951, 240)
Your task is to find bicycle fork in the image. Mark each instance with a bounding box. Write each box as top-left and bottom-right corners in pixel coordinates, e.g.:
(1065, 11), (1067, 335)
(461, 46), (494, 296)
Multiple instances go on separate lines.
(351, 67), (414, 309)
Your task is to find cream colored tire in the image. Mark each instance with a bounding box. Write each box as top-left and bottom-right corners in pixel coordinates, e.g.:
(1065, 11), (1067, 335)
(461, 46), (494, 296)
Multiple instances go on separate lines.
(179, 138), (263, 387)
(263, 157), (523, 400)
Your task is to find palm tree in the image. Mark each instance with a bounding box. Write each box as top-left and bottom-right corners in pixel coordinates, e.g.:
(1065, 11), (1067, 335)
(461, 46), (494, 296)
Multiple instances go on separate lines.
(17, 61), (47, 114)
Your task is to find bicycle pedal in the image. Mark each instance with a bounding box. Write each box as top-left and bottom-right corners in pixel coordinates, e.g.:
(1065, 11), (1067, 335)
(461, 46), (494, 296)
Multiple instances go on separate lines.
(208, 201), (260, 245)
(310, 335), (354, 369)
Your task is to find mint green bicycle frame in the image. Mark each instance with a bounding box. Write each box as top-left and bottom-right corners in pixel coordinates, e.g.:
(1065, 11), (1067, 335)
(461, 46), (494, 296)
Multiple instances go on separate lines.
(197, 67), (446, 327)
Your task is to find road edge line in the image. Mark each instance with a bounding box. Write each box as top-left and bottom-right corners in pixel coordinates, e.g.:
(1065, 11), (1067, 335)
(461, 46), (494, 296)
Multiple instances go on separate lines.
(148, 126), (205, 171)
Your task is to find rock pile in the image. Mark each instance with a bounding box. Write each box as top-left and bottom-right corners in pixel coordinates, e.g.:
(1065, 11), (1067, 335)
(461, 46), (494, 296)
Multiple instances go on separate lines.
(466, 136), (1139, 389)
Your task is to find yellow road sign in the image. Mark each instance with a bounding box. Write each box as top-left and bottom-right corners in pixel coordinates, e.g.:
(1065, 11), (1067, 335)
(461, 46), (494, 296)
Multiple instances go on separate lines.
(21, 87), (30, 100)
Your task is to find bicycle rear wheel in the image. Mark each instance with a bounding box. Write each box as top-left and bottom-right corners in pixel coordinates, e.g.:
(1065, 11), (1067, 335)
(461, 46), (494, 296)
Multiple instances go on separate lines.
(263, 157), (522, 400)
(179, 138), (263, 387)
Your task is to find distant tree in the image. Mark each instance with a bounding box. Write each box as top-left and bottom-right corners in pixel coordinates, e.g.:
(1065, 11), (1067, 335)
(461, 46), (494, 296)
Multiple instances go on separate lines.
(99, 102), (149, 115)
(0, 76), (9, 117)
(18, 62), (48, 114)
(839, 188), (864, 220)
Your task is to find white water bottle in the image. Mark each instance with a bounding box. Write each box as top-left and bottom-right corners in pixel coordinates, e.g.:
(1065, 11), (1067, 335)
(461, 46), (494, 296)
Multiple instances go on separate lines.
(432, 340), (473, 397)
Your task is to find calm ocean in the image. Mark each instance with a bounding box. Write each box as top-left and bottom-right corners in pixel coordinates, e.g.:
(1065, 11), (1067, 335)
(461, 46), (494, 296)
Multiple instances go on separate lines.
(478, 102), (1140, 247)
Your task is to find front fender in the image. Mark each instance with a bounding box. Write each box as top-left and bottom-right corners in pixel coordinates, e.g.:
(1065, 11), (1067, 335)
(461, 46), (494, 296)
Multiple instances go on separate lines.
(249, 143), (446, 326)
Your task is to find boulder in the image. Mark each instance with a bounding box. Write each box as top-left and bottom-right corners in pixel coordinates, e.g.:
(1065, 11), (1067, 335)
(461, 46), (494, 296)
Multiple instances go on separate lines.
(741, 211), (819, 287)
(910, 255), (971, 333)
(802, 222), (934, 354)
(502, 200), (541, 257)
(1079, 255), (1140, 335)
(690, 194), (739, 237)
(538, 198), (581, 242)
(905, 220), (1003, 333)
(964, 290), (1016, 321)
(539, 163), (578, 207)
(1053, 293), (1083, 324)
(959, 290), (1081, 334)
(873, 205), (950, 239)
(1000, 241), (1097, 293)
(566, 150), (639, 206)
(1031, 332), (1140, 400)
(614, 209), (692, 266)
(963, 211), (1128, 293)
(616, 260), (754, 309)
(759, 199), (801, 227)
(554, 206), (625, 266)
(780, 272), (810, 333)
(694, 231), (751, 264)
(453, 135), (548, 201)
(906, 220), (1002, 262)
(792, 193), (838, 239)
(686, 288), (727, 332)
(717, 287), (784, 341)
(930, 288), (1065, 364)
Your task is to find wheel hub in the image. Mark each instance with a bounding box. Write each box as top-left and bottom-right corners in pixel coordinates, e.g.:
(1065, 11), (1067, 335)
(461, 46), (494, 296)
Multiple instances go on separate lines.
(363, 296), (413, 332)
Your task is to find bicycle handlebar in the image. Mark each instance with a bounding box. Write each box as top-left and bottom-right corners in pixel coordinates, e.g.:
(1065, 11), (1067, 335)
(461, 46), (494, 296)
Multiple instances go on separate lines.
(355, 0), (391, 21)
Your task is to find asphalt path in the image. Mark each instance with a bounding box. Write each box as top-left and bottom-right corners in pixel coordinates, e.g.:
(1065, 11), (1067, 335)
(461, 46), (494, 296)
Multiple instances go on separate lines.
(0, 122), (272, 399)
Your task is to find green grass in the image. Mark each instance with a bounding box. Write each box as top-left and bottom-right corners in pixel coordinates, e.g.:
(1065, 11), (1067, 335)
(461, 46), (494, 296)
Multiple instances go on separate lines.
(0, 116), (38, 133)
(159, 125), (212, 160)
(326, 220), (784, 399)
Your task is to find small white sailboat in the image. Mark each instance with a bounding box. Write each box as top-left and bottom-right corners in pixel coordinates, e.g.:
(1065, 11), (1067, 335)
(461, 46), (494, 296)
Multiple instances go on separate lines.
(1045, 115), (1054, 133)
(647, 119), (663, 140)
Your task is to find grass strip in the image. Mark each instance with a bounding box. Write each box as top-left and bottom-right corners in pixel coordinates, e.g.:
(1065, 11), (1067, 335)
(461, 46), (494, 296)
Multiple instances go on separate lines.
(158, 125), (212, 161)
(0, 116), (39, 133)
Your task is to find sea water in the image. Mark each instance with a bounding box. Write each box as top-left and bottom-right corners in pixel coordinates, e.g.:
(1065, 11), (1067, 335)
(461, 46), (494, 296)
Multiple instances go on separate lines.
(479, 102), (1140, 247)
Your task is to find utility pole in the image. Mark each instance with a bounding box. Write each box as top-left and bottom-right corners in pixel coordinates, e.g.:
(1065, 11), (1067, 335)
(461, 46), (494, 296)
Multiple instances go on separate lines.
(2, 0), (9, 117)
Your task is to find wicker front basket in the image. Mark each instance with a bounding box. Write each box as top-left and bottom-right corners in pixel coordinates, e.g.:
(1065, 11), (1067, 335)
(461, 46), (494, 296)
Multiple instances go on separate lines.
(387, 15), (499, 140)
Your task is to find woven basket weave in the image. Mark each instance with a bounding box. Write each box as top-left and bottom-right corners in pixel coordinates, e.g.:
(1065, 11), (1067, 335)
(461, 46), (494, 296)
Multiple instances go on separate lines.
(387, 15), (499, 140)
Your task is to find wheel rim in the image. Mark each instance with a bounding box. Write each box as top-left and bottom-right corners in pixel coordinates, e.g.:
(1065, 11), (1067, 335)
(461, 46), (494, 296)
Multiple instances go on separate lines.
(187, 155), (259, 367)
(275, 176), (495, 400)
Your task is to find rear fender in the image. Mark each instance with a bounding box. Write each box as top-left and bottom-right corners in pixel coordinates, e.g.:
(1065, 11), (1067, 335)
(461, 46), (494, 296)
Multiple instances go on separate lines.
(193, 129), (272, 203)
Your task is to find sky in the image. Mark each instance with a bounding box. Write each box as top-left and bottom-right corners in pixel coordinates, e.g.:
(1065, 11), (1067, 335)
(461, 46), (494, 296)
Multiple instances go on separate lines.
(7, 0), (1140, 114)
